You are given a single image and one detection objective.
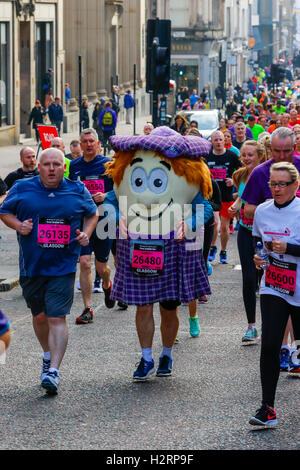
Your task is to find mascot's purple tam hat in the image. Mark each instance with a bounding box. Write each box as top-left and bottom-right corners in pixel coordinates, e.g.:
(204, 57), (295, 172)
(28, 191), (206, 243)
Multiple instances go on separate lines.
(110, 126), (211, 159)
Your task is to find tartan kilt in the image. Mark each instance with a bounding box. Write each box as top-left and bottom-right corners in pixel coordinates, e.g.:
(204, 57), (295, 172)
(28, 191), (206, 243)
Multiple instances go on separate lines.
(111, 237), (211, 306)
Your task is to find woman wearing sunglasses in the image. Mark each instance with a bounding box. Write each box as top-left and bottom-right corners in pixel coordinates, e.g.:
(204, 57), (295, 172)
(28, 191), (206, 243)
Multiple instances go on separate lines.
(249, 162), (300, 427)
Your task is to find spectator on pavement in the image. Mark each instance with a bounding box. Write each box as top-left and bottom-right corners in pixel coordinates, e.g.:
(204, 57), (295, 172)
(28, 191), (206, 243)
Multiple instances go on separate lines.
(80, 100), (90, 129)
(27, 100), (45, 142)
(99, 101), (117, 150)
(65, 83), (71, 111)
(124, 90), (135, 125)
(42, 68), (53, 108)
(111, 85), (120, 117)
(48, 97), (64, 136)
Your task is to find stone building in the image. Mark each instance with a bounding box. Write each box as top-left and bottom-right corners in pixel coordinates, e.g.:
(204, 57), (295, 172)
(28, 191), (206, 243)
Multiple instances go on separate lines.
(224, 0), (250, 87)
(248, 0), (296, 69)
(153, 0), (250, 98)
(0, 0), (151, 146)
(0, 0), (64, 146)
(63, 0), (150, 126)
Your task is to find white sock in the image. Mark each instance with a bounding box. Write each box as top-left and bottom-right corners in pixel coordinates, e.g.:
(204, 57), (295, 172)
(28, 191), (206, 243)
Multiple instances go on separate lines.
(281, 344), (291, 351)
(160, 346), (173, 359)
(142, 348), (153, 362)
(43, 351), (51, 361)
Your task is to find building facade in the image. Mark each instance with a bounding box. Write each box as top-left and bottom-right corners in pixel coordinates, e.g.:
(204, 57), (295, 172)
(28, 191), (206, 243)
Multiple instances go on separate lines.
(224, 0), (250, 86)
(0, 0), (64, 146)
(63, 0), (150, 123)
(168, 0), (226, 95)
(248, 0), (295, 70)
(153, 0), (251, 99)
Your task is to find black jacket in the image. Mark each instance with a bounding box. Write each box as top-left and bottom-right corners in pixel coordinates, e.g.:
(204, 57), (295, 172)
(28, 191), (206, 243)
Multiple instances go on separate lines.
(28, 106), (45, 128)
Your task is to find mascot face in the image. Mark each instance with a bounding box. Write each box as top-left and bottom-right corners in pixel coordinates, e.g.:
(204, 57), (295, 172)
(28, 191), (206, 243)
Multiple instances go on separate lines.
(114, 150), (199, 236)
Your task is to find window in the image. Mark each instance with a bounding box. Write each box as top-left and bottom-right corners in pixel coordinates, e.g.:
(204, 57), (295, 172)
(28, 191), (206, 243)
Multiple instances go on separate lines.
(226, 7), (231, 37)
(0, 23), (9, 126)
(259, 0), (272, 21)
(170, 0), (189, 28)
(35, 22), (53, 103)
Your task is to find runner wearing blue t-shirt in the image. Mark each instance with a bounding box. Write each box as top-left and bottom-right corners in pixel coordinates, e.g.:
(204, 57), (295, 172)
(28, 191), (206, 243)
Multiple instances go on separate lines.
(69, 128), (115, 324)
(0, 148), (98, 394)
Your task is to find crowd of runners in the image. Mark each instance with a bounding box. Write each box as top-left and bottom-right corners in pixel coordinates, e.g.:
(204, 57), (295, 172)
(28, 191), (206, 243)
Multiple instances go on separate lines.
(0, 77), (300, 430)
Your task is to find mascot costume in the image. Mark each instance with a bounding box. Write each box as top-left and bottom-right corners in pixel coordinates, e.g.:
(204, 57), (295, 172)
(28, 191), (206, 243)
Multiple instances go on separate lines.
(104, 126), (213, 380)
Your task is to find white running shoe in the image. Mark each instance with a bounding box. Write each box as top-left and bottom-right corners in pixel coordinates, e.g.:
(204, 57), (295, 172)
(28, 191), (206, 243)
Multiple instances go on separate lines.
(41, 370), (60, 394)
(93, 279), (103, 293)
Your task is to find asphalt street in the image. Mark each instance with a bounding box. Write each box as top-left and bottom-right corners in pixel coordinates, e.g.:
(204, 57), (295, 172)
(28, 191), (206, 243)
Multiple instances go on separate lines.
(0, 120), (299, 451)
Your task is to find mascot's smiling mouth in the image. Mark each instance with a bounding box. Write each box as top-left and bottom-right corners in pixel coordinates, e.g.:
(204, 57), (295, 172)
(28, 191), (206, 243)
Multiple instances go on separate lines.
(133, 199), (174, 221)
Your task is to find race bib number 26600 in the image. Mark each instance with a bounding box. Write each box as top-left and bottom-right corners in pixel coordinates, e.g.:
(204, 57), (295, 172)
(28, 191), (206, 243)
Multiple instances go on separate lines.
(265, 256), (297, 297)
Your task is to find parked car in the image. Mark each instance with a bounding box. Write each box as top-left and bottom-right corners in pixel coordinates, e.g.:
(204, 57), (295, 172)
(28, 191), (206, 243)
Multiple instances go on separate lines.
(180, 109), (221, 140)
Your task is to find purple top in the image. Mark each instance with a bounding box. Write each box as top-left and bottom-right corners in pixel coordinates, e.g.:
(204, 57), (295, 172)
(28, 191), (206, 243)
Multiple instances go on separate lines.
(228, 126), (253, 139)
(110, 126), (211, 159)
(242, 156), (300, 206)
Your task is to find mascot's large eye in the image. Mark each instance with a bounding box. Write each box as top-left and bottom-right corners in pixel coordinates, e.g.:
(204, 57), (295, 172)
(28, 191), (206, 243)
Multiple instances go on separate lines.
(131, 167), (148, 193)
(148, 168), (168, 194)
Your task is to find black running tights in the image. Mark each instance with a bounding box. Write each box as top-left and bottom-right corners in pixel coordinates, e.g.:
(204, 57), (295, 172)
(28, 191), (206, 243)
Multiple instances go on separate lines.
(260, 294), (300, 407)
(203, 219), (215, 266)
(237, 225), (259, 324)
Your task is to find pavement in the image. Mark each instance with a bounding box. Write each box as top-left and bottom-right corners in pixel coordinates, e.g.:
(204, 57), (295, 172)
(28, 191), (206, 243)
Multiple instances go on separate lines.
(0, 117), (300, 451)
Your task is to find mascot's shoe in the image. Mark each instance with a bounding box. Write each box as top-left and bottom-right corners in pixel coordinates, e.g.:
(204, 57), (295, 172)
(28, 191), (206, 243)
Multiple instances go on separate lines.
(156, 355), (173, 377)
(103, 281), (116, 309)
(133, 358), (155, 381)
(41, 370), (60, 394)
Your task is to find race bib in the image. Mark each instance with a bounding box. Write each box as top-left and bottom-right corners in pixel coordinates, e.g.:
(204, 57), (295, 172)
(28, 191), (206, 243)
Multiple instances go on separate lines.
(130, 240), (164, 278)
(265, 256), (297, 297)
(240, 204), (253, 228)
(209, 167), (227, 181)
(81, 176), (105, 195)
(38, 218), (71, 249)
